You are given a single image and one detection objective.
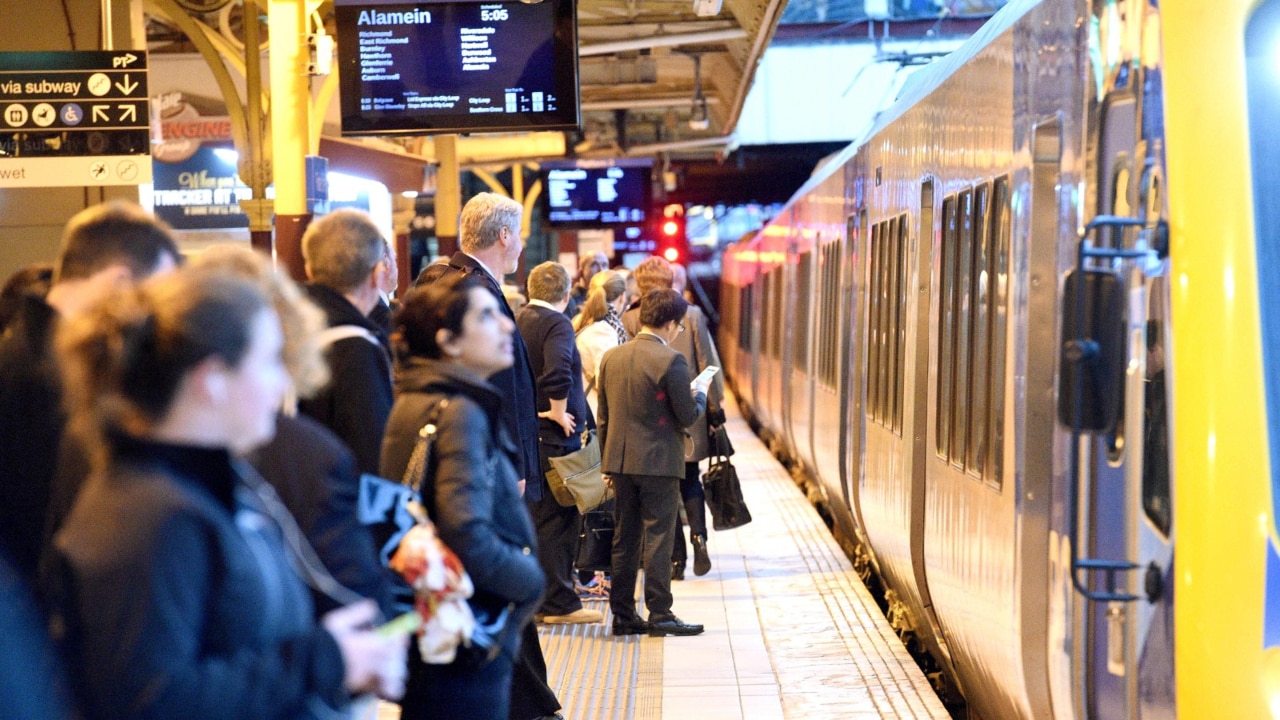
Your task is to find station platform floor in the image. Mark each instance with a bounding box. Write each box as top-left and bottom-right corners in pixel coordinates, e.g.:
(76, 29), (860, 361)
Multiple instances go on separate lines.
(377, 393), (949, 719)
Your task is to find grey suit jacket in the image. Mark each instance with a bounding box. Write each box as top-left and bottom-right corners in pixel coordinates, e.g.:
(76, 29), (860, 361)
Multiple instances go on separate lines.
(598, 333), (707, 479)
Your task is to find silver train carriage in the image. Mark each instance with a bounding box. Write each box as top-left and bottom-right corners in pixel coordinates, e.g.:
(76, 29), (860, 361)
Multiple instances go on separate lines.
(719, 0), (1280, 717)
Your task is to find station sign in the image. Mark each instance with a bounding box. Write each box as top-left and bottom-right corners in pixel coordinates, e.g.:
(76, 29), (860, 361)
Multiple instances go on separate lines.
(0, 50), (152, 188)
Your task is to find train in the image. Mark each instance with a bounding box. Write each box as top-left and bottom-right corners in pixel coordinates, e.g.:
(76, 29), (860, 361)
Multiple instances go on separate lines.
(717, 0), (1278, 717)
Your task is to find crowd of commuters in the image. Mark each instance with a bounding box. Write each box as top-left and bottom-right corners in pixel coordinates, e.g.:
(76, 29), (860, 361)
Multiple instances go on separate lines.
(0, 192), (728, 717)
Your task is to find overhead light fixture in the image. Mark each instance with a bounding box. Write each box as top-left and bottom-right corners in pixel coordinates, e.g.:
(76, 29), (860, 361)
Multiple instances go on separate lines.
(689, 95), (710, 131)
(686, 53), (710, 130)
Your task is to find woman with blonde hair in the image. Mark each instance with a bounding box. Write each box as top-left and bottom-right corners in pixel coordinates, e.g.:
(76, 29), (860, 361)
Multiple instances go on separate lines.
(573, 270), (628, 412)
(193, 246), (396, 617)
(45, 267), (406, 719)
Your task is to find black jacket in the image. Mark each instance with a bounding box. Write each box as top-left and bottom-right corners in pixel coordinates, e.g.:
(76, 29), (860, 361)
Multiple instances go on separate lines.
(249, 412), (395, 617)
(446, 253), (542, 497)
(46, 438), (348, 720)
(380, 358), (544, 661)
(0, 295), (64, 582)
(515, 303), (591, 448)
(297, 283), (393, 476)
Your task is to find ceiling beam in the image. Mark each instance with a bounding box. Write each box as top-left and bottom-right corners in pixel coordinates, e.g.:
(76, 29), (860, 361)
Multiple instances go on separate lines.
(578, 28), (748, 56)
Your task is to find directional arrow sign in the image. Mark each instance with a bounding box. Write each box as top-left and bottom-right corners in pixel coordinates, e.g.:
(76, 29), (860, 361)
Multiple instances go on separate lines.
(0, 51), (152, 188)
(115, 74), (138, 96)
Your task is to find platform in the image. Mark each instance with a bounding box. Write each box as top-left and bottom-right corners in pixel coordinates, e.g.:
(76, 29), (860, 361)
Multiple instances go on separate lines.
(376, 393), (949, 719)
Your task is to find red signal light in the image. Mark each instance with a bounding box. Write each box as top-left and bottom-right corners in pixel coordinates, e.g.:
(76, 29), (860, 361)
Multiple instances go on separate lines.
(662, 246), (680, 263)
(661, 219), (681, 237)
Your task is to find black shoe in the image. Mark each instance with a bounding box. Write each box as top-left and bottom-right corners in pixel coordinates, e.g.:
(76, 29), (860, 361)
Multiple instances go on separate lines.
(612, 619), (648, 636)
(648, 617), (704, 637)
(692, 535), (711, 576)
(671, 562), (685, 581)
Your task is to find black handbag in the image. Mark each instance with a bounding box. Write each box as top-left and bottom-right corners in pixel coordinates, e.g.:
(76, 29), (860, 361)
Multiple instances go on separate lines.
(355, 400), (447, 614)
(703, 432), (751, 531)
(575, 497), (615, 573)
(708, 423), (735, 458)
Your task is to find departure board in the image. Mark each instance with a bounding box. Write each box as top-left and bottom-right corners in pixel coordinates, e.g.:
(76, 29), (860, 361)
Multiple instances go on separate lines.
(542, 158), (652, 228)
(335, 0), (580, 136)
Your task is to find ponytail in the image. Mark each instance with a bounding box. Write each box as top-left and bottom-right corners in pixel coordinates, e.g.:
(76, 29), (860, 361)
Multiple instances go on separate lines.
(59, 268), (270, 452)
(574, 270), (626, 332)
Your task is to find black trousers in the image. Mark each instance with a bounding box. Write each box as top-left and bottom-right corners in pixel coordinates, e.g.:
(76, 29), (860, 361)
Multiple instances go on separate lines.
(609, 473), (681, 623)
(508, 620), (561, 720)
(671, 461), (708, 567)
(533, 444), (585, 616)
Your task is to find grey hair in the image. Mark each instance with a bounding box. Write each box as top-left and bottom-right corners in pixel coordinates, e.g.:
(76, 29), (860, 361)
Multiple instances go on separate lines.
(301, 209), (385, 292)
(459, 192), (523, 253)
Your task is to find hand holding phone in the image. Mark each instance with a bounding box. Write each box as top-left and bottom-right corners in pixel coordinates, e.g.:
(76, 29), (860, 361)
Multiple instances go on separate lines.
(691, 365), (719, 393)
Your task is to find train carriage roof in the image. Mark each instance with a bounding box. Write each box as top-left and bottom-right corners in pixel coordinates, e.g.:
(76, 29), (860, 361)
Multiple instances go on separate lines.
(774, 0), (1043, 211)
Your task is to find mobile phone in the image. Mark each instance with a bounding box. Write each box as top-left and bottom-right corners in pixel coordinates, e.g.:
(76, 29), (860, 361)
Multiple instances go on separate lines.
(692, 366), (720, 387)
(376, 610), (422, 638)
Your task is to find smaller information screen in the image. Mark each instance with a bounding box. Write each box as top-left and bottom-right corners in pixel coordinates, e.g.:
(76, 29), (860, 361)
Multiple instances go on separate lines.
(336, 0), (579, 135)
(543, 158), (651, 228)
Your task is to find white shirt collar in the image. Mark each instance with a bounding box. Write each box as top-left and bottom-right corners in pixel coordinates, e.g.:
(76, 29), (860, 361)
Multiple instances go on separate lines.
(637, 329), (667, 346)
(527, 299), (558, 311)
(463, 252), (503, 285)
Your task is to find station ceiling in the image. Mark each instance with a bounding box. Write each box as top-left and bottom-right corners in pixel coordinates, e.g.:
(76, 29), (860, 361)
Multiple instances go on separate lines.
(144, 0), (787, 161)
(141, 1), (996, 203)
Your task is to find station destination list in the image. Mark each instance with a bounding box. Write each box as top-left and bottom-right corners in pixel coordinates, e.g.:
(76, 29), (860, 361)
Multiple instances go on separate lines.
(349, 3), (560, 118)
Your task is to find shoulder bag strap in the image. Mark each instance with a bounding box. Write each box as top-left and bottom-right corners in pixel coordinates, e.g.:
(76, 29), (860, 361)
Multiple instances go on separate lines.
(401, 398), (450, 490)
(234, 460), (370, 614)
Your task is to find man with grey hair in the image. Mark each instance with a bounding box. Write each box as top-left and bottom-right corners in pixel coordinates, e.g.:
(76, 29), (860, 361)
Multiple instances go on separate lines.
(297, 209), (394, 476)
(446, 192), (541, 494)
(516, 262), (600, 626)
(445, 193), (565, 720)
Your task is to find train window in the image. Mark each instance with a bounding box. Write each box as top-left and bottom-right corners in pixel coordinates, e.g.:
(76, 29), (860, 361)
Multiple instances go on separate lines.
(893, 215), (909, 433)
(818, 240), (840, 389)
(881, 218), (896, 425)
(868, 223), (882, 423)
(759, 276), (769, 359)
(937, 195), (958, 457)
(739, 283), (752, 353)
(968, 183), (992, 476)
(766, 269), (780, 360)
(951, 189), (974, 468)
(771, 268), (784, 361)
(796, 251), (813, 372)
(987, 176), (1011, 487)
(1142, 279), (1171, 535)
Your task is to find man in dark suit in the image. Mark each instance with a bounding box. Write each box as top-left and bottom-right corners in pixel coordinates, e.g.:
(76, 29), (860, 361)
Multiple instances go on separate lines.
(598, 289), (711, 637)
(443, 192), (564, 720)
(516, 262), (601, 626)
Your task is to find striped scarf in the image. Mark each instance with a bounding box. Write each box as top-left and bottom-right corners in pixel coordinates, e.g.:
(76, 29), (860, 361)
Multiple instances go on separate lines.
(605, 307), (629, 344)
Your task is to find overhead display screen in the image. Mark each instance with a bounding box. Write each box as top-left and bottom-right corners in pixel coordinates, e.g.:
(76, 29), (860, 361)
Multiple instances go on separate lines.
(543, 158), (652, 227)
(335, 0), (580, 136)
